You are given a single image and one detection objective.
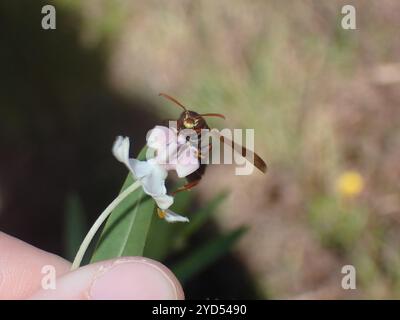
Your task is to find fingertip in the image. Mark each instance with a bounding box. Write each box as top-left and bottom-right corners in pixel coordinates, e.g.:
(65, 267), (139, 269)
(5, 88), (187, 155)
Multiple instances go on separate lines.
(30, 257), (184, 300)
(88, 257), (184, 300)
(0, 232), (71, 299)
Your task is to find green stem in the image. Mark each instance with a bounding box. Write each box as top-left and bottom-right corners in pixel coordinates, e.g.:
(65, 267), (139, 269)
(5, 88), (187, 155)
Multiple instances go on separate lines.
(71, 181), (141, 270)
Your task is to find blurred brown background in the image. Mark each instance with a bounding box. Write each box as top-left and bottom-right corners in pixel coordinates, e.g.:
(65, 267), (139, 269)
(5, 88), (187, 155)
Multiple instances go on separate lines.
(0, 0), (400, 299)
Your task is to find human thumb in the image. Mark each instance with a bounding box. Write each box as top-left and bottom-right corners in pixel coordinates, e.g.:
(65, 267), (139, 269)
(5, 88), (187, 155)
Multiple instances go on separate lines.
(29, 257), (184, 300)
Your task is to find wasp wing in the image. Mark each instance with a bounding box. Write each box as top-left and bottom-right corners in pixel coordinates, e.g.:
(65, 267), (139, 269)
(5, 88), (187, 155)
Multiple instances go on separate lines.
(208, 130), (267, 173)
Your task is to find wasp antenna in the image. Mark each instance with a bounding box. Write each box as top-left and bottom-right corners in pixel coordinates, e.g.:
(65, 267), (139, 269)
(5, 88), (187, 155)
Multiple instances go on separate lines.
(159, 93), (187, 111)
(199, 113), (226, 120)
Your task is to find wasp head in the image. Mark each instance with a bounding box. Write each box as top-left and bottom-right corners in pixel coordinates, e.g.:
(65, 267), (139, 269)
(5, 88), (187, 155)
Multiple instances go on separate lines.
(158, 93), (224, 131)
(179, 111), (208, 131)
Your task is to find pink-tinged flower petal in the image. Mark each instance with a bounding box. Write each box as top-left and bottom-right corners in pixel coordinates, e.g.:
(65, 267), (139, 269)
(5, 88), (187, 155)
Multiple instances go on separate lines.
(175, 143), (200, 178)
(177, 129), (199, 146)
(155, 140), (179, 166)
(177, 134), (186, 146)
(147, 126), (177, 151)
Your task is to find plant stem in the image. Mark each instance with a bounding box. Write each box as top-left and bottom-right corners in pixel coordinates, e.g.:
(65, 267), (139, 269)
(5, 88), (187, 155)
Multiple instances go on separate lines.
(71, 181), (141, 270)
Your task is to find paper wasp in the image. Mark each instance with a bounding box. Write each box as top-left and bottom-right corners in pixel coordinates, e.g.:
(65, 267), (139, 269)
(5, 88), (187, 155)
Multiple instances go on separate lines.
(159, 93), (267, 193)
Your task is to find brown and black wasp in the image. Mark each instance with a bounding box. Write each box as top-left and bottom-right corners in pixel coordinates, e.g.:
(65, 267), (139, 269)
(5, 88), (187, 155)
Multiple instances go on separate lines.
(159, 93), (267, 194)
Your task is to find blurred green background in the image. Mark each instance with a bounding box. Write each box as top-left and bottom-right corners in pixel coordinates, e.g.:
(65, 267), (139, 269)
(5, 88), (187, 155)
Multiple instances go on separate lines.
(1, 0), (400, 299)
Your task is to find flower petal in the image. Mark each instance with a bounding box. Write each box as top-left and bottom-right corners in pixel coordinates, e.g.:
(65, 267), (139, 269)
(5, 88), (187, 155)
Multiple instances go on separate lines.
(139, 159), (168, 196)
(126, 159), (173, 209)
(153, 194), (174, 210)
(155, 140), (179, 166)
(163, 209), (189, 223)
(177, 129), (198, 146)
(175, 143), (200, 178)
(112, 135), (174, 210)
(112, 136), (130, 166)
(128, 159), (153, 179)
(147, 126), (177, 151)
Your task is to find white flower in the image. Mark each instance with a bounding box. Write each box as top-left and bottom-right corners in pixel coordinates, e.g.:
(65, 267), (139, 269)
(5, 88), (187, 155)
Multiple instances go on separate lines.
(112, 130), (197, 223)
(147, 126), (201, 177)
(112, 136), (173, 210)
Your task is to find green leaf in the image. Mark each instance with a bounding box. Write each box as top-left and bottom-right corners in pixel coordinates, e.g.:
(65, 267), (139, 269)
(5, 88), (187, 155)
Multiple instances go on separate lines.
(172, 226), (247, 283)
(179, 191), (229, 242)
(145, 191), (229, 260)
(90, 147), (155, 263)
(64, 193), (87, 261)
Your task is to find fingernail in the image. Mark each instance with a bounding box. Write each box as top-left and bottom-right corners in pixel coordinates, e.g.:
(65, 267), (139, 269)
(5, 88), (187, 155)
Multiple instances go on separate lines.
(89, 258), (183, 300)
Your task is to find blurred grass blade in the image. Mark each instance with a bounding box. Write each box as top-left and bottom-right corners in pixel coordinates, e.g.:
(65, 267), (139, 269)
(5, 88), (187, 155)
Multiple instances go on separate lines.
(172, 226), (247, 283)
(179, 191), (229, 241)
(90, 147), (154, 263)
(64, 193), (87, 261)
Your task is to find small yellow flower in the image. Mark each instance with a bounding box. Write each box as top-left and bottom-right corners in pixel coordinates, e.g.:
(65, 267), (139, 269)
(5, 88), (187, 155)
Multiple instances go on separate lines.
(336, 171), (364, 198)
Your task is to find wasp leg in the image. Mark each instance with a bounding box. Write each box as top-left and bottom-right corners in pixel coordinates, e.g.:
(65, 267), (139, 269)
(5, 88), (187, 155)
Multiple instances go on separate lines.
(172, 179), (201, 195)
